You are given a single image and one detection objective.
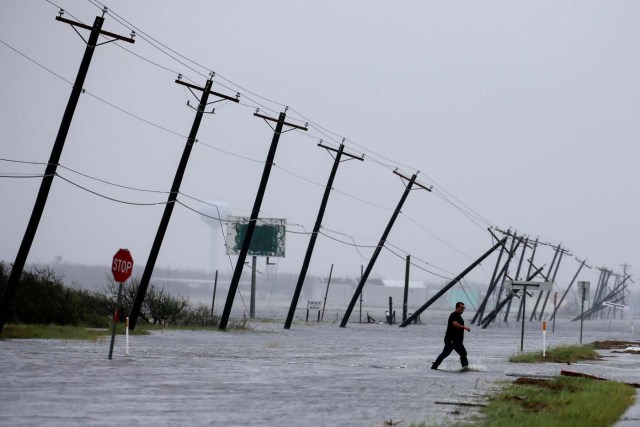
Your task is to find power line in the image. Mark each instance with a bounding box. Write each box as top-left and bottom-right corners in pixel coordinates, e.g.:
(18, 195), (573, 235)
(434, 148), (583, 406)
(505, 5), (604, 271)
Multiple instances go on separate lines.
(16, 7), (493, 239)
(383, 240), (455, 277)
(382, 244), (452, 280)
(56, 173), (168, 206)
(400, 213), (474, 261)
(61, 1), (497, 239)
(0, 39), (73, 85)
(25, 2), (568, 282)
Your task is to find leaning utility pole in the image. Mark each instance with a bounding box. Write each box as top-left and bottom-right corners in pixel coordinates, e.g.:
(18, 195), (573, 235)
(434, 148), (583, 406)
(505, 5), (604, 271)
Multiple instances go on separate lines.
(502, 237), (528, 322)
(537, 247), (567, 320)
(549, 258), (588, 322)
(481, 265), (544, 329)
(517, 237), (539, 321)
(471, 234), (506, 324)
(474, 235), (521, 325)
(573, 274), (631, 321)
(403, 255), (410, 323)
(340, 170), (431, 327)
(284, 141), (363, 329)
(400, 237), (508, 327)
(129, 76), (239, 329)
(219, 109), (308, 330)
(529, 243), (561, 321)
(0, 10), (135, 333)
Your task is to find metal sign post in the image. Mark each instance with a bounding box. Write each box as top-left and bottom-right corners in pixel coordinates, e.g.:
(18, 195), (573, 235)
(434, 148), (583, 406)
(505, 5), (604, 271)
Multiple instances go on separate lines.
(578, 281), (590, 344)
(505, 280), (553, 351)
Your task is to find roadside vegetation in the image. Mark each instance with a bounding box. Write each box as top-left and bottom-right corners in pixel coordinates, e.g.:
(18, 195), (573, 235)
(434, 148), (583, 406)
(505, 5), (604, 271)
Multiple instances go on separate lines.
(478, 376), (635, 427)
(509, 344), (599, 363)
(0, 261), (247, 339)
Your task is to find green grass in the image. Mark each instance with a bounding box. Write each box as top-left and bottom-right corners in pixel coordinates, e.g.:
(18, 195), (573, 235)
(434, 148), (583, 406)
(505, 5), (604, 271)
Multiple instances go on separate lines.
(509, 344), (599, 363)
(477, 376), (635, 427)
(1, 320), (251, 340)
(0, 323), (149, 340)
(1, 324), (109, 340)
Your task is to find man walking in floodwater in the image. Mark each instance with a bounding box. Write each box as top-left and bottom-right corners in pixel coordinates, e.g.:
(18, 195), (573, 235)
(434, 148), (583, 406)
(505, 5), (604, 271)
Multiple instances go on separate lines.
(431, 302), (470, 370)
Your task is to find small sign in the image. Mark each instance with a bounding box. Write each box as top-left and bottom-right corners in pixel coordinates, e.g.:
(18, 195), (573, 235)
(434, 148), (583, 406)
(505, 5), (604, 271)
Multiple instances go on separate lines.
(307, 300), (322, 310)
(577, 281), (590, 300)
(504, 279), (553, 291)
(603, 301), (628, 310)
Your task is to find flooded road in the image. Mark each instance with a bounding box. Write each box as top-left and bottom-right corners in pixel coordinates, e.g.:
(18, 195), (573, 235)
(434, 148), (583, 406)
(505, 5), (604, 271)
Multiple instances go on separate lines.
(2, 311), (639, 426)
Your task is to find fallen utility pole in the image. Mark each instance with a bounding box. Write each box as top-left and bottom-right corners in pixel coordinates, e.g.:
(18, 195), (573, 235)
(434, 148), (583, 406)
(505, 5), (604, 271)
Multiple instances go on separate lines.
(474, 235), (521, 325)
(219, 110), (307, 330)
(572, 285), (627, 321)
(592, 268), (613, 320)
(481, 265), (544, 328)
(0, 11), (134, 333)
(573, 274), (632, 321)
(490, 236), (523, 318)
(284, 141), (363, 329)
(471, 233), (506, 324)
(400, 237), (508, 327)
(129, 76), (239, 330)
(340, 170), (431, 328)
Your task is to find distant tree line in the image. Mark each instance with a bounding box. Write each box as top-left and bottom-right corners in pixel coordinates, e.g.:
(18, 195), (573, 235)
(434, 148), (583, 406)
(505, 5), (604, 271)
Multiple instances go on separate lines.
(0, 261), (223, 328)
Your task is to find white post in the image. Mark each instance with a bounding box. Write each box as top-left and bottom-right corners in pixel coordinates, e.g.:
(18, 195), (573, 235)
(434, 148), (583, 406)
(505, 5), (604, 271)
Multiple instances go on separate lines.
(632, 321), (635, 334)
(542, 321), (547, 357)
(125, 316), (130, 356)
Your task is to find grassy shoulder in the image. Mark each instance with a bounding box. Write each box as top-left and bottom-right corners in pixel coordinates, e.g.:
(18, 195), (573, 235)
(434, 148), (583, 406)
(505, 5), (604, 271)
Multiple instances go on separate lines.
(478, 376), (635, 427)
(0, 320), (253, 340)
(0, 323), (151, 340)
(509, 344), (599, 363)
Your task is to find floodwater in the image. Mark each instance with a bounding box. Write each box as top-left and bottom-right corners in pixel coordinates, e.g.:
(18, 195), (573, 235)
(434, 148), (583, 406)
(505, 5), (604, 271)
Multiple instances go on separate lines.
(1, 310), (640, 426)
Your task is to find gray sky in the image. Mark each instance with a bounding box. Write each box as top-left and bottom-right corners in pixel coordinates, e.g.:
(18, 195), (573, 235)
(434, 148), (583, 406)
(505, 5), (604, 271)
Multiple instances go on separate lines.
(1, 0), (638, 287)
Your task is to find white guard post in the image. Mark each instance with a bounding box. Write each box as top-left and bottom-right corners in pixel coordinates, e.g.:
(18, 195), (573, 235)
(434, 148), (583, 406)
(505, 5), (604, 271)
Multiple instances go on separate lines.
(126, 317), (130, 356)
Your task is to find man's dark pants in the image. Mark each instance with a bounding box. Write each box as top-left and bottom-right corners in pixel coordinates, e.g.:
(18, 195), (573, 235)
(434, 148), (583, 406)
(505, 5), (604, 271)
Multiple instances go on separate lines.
(432, 340), (468, 368)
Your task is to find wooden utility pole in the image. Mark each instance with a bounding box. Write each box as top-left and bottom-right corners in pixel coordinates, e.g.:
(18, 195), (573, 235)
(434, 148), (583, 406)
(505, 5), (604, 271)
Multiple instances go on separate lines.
(0, 10), (134, 333)
(219, 110), (307, 330)
(340, 170), (431, 328)
(284, 141), (362, 329)
(129, 76), (239, 329)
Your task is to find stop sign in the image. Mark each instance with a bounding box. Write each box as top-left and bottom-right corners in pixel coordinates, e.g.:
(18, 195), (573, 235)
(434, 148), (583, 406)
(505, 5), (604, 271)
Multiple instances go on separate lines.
(112, 249), (134, 283)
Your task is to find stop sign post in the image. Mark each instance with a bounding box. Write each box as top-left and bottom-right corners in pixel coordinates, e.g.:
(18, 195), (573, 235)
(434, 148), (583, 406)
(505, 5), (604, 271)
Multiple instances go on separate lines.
(109, 249), (134, 360)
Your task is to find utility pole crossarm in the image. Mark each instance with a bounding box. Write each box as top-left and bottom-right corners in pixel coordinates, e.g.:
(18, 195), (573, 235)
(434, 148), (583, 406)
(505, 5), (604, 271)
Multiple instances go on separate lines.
(317, 142), (364, 161)
(174, 80), (239, 103)
(254, 112), (308, 131)
(55, 16), (135, 43)
(393, 169), (432, 192)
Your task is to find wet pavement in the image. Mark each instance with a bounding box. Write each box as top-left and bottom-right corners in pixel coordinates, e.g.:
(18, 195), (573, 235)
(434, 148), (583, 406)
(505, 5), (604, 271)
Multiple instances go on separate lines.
(1, 310), (640, 426)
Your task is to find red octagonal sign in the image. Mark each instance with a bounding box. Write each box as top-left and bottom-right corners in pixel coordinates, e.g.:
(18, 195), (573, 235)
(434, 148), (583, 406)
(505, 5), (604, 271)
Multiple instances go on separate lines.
(112, 249), (134, 283)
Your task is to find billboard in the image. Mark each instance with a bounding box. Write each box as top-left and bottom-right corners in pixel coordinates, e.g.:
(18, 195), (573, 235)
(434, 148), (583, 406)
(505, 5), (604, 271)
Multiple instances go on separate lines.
(225, 216), (286, 257)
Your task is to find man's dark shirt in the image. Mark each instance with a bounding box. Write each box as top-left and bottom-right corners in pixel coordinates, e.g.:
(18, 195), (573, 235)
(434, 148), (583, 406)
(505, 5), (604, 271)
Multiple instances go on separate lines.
(444, 311), (464, 343)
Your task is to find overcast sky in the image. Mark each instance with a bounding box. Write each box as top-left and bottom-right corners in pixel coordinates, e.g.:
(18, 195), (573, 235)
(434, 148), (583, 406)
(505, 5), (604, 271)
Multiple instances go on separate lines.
(1, 0), (638, 288)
